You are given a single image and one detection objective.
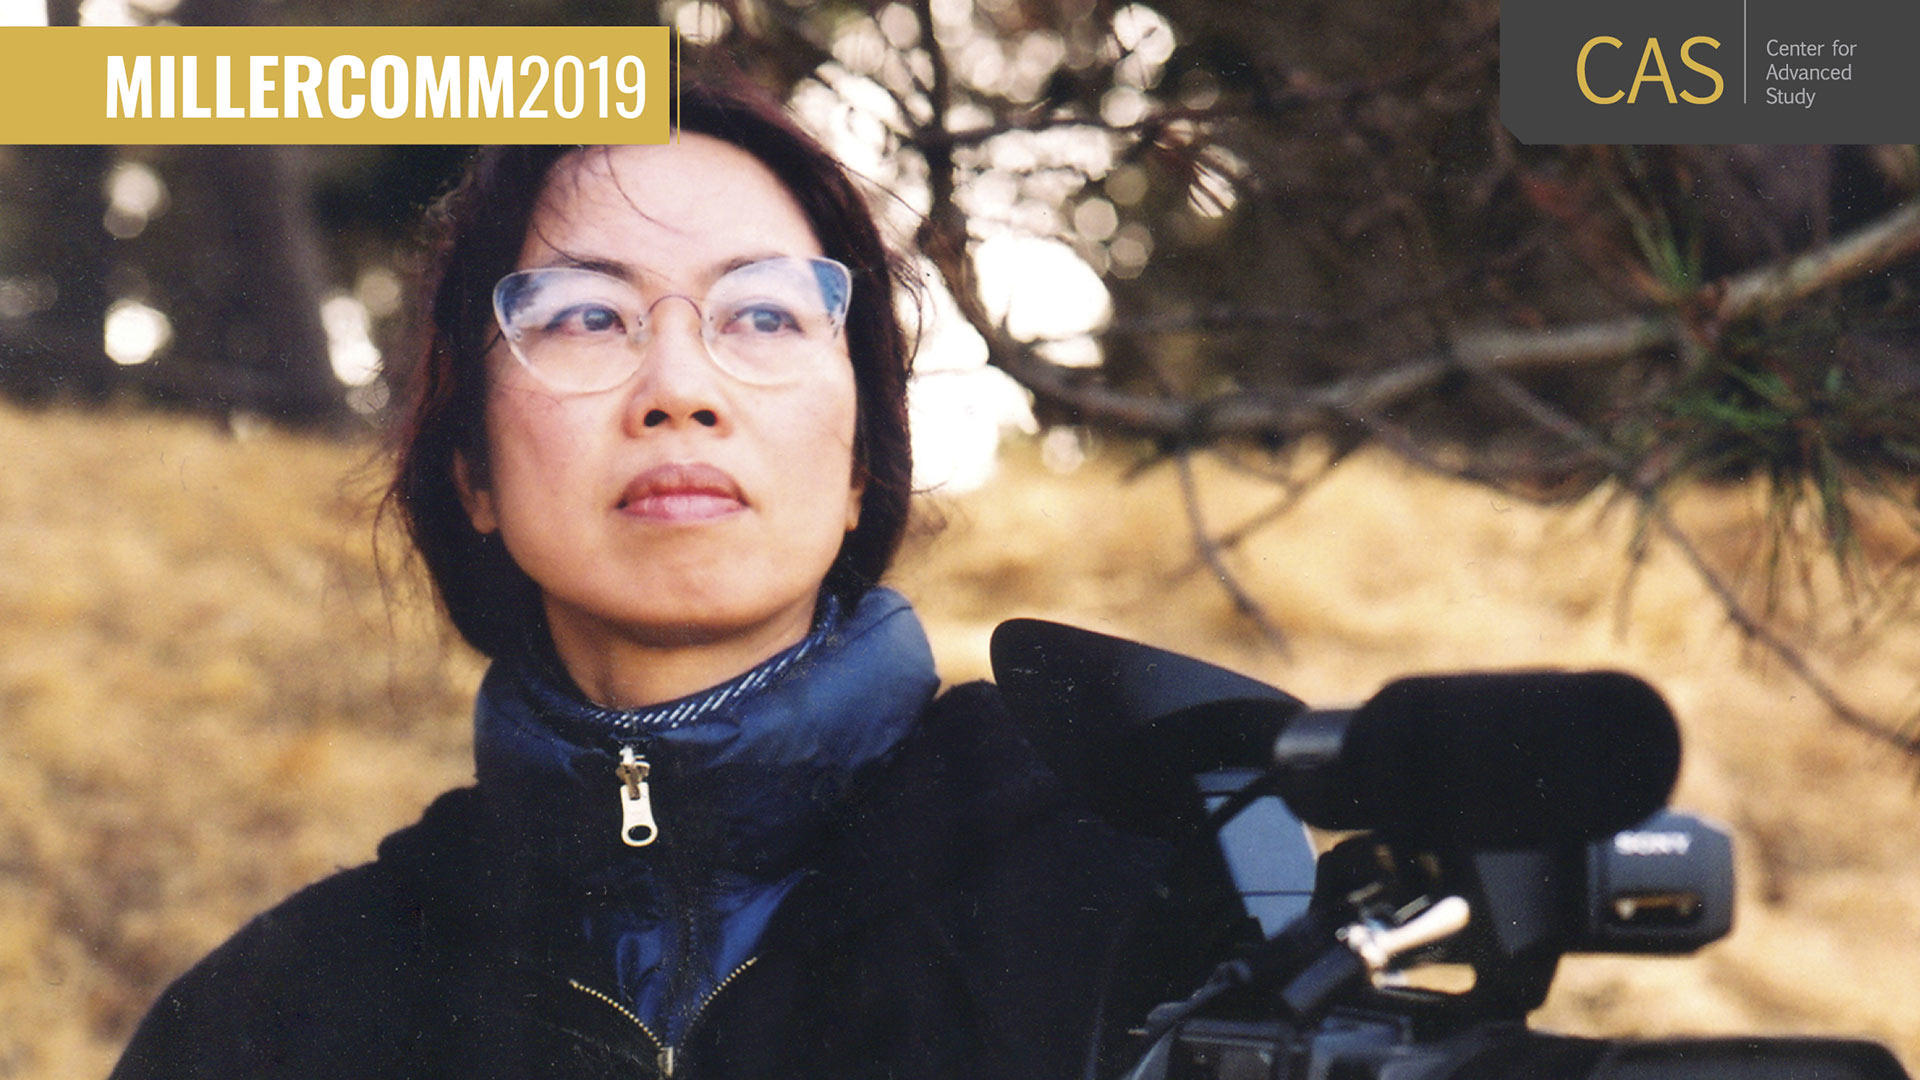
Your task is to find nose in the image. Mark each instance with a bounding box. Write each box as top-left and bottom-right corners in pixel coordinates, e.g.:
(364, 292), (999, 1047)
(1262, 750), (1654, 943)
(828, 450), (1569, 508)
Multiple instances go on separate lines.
(625, 295), (727, 434)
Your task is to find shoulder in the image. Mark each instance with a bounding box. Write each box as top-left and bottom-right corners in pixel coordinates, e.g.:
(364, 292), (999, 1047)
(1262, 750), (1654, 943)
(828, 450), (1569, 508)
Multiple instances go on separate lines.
(109, 788), (495, 1080)
(914, 679), (1173, 911)
(840, 680), (1095, 863)
(818, 681), (1181, 1075)
(848, 677), (1167, 875)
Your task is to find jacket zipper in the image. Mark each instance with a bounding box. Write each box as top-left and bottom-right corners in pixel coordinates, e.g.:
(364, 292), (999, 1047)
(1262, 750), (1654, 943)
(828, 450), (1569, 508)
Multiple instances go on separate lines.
(616, 746), (659, 847)
(569, 957), (758, 1078)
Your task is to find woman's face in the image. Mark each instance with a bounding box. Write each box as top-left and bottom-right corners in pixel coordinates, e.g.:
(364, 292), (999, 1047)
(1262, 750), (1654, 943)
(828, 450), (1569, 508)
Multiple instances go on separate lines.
(458, 137), (863, 704)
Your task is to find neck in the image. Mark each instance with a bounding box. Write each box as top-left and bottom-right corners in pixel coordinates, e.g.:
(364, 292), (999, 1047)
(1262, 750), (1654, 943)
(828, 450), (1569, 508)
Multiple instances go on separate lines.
(542, 599), (819, 709)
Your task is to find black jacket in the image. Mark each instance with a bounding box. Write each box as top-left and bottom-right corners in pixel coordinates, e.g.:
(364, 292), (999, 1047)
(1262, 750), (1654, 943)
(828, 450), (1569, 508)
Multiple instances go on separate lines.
(110, 682), (1213, 1080)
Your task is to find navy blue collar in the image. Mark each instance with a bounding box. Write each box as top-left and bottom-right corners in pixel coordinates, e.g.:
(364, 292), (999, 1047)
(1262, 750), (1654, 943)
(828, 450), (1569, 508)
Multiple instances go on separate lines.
(516, 593), (842, 744)
(472, 587), (940, 880)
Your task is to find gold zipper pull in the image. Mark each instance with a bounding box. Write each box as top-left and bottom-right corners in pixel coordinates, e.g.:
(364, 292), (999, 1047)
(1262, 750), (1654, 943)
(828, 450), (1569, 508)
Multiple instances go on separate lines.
(616, 747), (658, 847)
(657, 1046), (676, 1076)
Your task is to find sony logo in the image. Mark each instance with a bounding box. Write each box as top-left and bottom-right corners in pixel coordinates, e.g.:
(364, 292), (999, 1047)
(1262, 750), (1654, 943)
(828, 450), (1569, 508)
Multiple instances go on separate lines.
(1614, 830), (1692, 857)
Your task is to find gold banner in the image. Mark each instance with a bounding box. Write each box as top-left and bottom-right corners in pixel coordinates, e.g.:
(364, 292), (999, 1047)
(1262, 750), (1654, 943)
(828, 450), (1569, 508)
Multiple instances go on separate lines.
(0, 26), (675, 144)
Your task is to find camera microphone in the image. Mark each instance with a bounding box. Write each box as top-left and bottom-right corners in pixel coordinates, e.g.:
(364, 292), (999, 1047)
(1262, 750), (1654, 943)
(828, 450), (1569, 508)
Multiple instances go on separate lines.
(1271, 671), (1682, 848)
(992, 620), (1682, 849)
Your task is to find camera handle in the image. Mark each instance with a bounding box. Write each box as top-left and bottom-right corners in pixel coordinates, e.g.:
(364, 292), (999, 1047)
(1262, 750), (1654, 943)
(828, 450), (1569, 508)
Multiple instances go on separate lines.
(1121, 896), (1474, 1080)
(1290, 896), (1472, 1014)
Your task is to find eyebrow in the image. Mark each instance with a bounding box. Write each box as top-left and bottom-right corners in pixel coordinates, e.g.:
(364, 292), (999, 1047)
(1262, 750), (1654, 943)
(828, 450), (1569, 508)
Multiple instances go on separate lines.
(546, 254), (633, 278)
(536, 252), (799, 284)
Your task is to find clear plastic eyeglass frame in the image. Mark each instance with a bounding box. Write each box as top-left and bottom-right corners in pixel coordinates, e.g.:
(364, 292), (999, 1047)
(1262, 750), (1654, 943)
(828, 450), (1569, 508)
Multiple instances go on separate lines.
(491, 255), (853, 394)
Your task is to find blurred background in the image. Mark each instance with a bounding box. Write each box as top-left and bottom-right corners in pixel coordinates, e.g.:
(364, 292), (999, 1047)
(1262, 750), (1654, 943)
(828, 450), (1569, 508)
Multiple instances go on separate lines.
(2, 0), (1919, 1077)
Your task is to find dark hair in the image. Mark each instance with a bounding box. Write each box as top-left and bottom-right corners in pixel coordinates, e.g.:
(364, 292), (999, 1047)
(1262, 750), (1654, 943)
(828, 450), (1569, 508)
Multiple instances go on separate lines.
(388, 79), (916, 660)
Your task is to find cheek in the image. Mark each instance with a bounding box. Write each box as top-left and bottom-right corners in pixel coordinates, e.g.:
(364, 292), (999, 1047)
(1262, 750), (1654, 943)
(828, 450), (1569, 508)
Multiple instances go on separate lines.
(757, 374), (863, 538)
(792, 375), (862, 492)
(483, 382), (598, 518)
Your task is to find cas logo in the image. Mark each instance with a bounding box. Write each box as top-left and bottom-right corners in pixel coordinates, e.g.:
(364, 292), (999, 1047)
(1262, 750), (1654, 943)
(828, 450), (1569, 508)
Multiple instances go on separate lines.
(1577, 35), (1725, 104)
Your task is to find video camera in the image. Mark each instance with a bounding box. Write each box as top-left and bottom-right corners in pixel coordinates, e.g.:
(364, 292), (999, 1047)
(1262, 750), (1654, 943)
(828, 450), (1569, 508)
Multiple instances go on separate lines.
(989, 619), (1910, 1080)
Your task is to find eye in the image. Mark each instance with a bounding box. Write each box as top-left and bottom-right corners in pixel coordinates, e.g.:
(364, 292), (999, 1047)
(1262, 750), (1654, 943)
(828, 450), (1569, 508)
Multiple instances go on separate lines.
(722, 301), (802, 337)
(547, 302), (627, 336)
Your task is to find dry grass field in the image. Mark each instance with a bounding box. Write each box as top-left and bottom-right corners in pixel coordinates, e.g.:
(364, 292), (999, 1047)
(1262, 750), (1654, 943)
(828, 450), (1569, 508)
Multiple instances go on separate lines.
(2, 400), (1916, 1078)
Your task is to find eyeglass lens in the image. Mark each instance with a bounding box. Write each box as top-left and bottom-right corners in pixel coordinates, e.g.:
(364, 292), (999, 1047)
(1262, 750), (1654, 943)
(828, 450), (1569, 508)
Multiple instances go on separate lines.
(492, 256), (851, 393)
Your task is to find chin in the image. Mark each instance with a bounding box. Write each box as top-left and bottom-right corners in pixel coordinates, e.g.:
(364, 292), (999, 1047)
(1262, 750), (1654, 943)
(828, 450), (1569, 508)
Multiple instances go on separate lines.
(611, 590), (818, 646)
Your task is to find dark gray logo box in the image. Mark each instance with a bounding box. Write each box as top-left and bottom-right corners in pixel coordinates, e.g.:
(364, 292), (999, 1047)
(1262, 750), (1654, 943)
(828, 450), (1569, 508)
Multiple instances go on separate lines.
(1501, 0), (1918, 144)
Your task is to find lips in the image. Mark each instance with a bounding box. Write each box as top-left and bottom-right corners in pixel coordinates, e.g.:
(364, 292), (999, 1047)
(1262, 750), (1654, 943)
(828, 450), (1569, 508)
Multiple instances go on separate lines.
(617, 462), (746, 521)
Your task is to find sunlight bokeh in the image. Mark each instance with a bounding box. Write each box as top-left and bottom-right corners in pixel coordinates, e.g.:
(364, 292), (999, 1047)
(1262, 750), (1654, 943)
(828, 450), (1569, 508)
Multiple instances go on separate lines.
(789, 30), (1125, 494)
(102, 298), (170, 366)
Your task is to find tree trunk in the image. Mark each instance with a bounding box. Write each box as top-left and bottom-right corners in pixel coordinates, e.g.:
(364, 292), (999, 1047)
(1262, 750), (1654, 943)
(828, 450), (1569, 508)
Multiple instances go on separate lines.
(0, 146), (118, 405)
(144, 0), (343, 426)
(0, 0), (117, 405)
(149, 143), (343, 425)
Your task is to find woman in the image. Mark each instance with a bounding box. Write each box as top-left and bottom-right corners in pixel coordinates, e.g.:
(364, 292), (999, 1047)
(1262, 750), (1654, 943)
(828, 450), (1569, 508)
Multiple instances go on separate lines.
(109, 83), (1200, 1080)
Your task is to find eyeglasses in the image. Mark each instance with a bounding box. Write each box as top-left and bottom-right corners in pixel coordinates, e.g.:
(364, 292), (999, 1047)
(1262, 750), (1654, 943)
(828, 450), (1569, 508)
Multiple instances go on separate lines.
(491, 256), (852, 394)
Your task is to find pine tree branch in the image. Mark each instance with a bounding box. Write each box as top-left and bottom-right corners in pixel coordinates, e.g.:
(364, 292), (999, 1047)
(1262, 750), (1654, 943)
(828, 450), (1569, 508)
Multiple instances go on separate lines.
(956, 197), (1920, 448)
(1174, 451), (1291, 655)
(1462, 356), (1920, 758)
